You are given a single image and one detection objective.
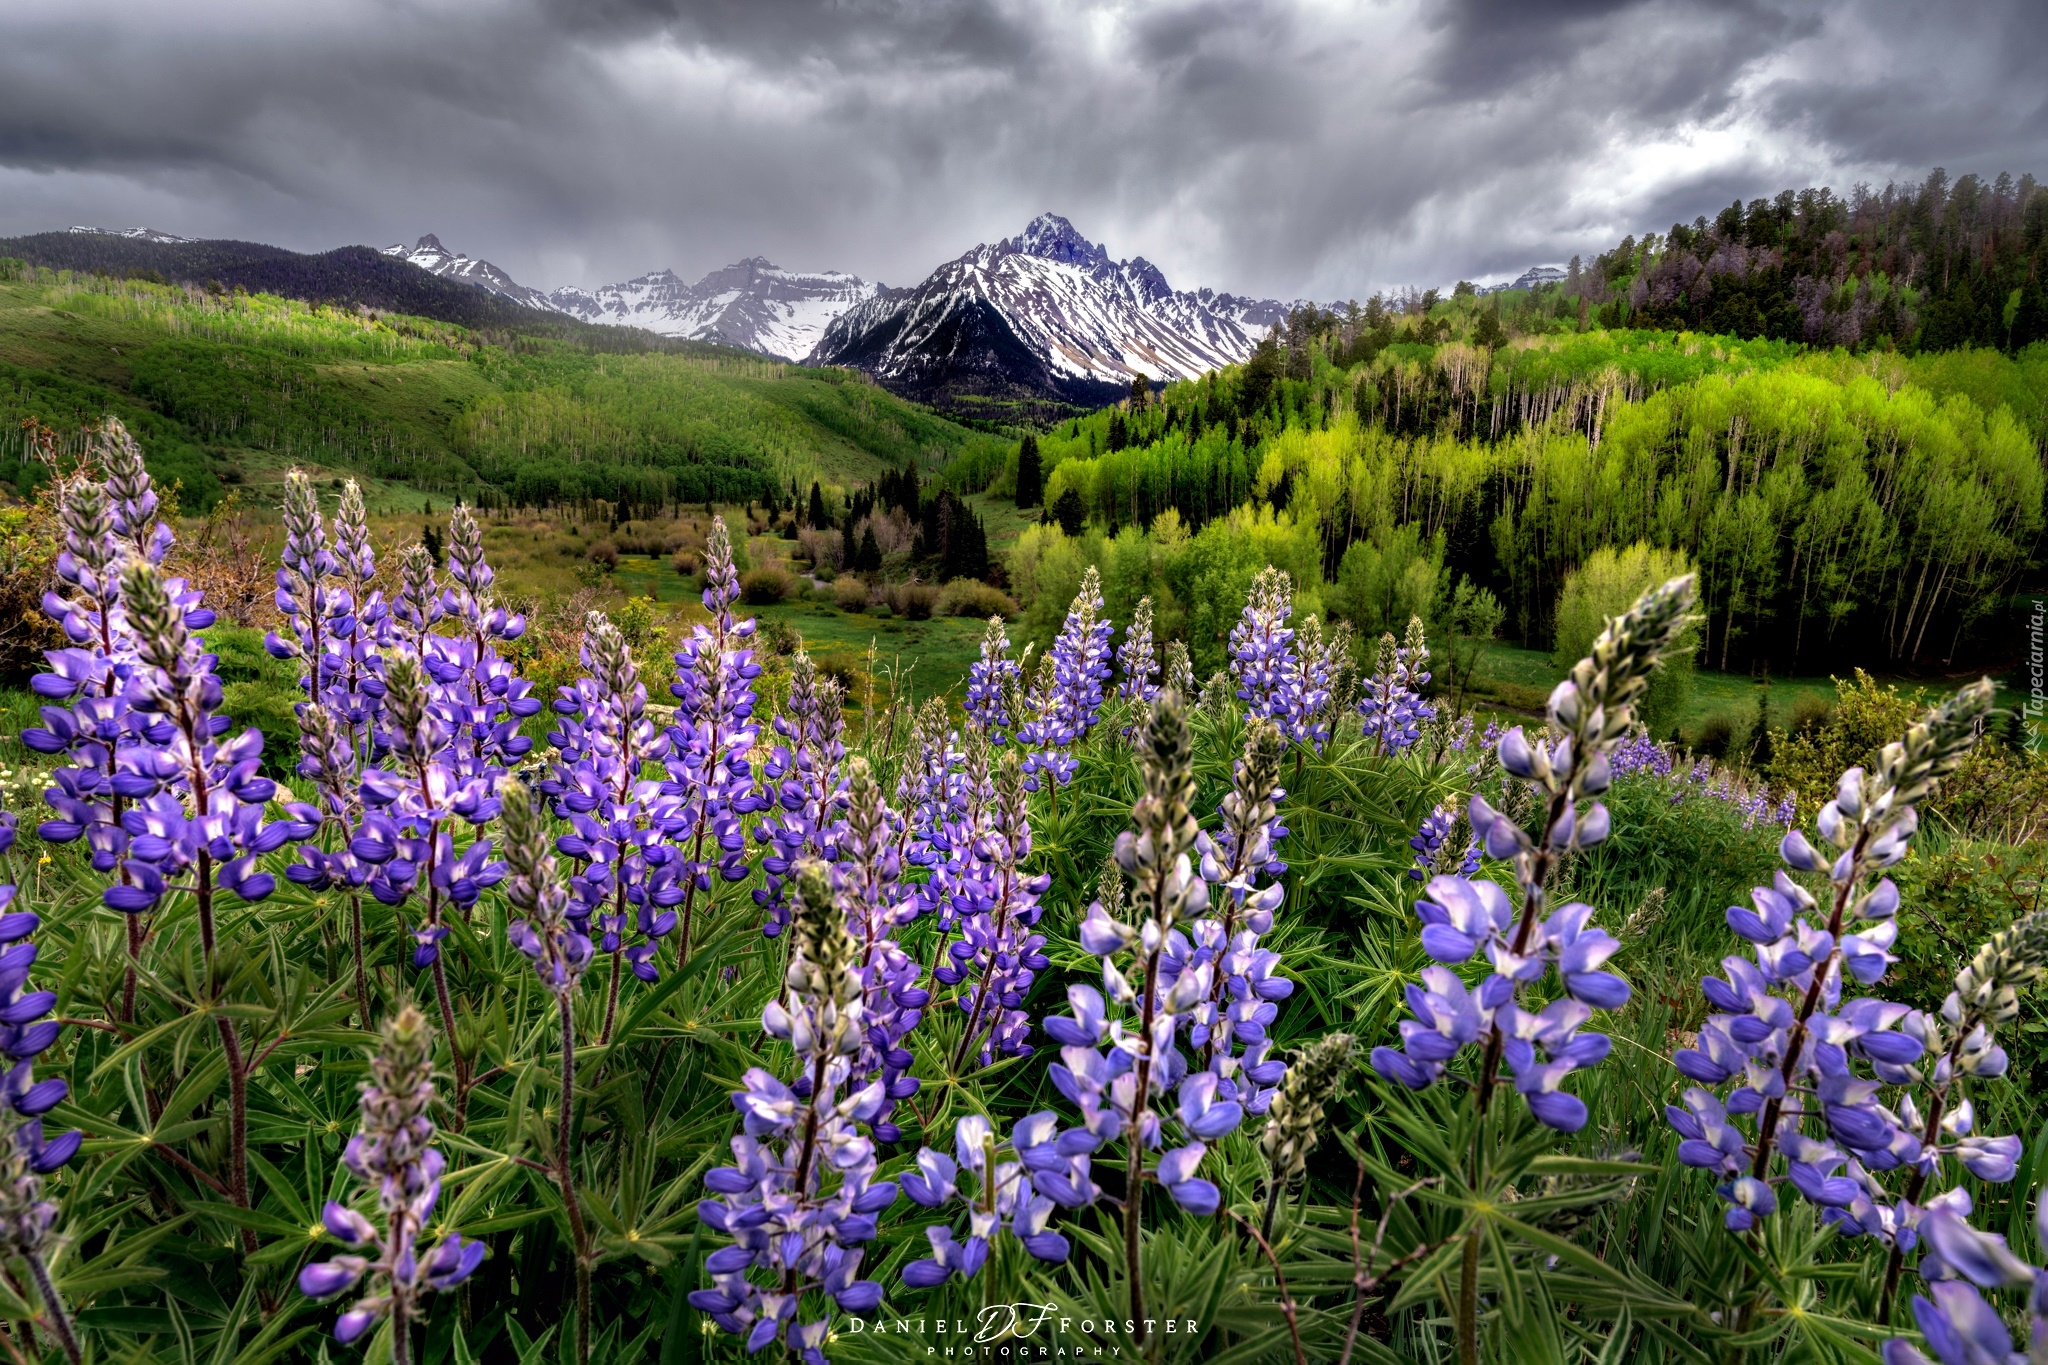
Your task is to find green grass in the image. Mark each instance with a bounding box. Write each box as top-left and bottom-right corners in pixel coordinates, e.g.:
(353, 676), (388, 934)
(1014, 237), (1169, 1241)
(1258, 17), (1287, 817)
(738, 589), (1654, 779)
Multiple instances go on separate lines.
(0, 269), (1012, 509)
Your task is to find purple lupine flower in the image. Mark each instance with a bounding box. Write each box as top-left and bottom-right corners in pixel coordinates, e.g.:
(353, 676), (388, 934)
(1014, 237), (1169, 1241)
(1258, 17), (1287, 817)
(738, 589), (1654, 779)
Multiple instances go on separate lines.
(751, 649), (847, 940)
(1607, 729), (1672, 778)
(1177, 719), (1292, 1116)
(386, 542), (443, 660)
(100, 555), (300, 921)
(1230, 567), (1313, 744)
(919, 729), (996, 955)
(1880, 1199), (2047, 1365)
(500, 777), (594, 998)
(664, 517), (764, 965)
(433, 505), (538, 781)
(1043, 692), (1233, 1246)
(299, 1004), (482, 1358)
(1668, 679), (1998, 1236)
(264, 470), (348, 718)
(1117, 595), (1159, 704)
(693, 862), (895, 1359)
(1359, 617), (1436, 756)
(964, 615), (1021, 741)
(355, 650), (503, 966)
(0, 814), (83, 1365)
(1019, 567), (1112, 790)
(937, 750), (1050, 1071)
(837, 760), (929, 1143)
(1371, 577), (1696, 1132)
(25, 474), (146, 882)
(327, 481), (388, 738)
(896, 699), (962, 868)
(899, 1113), (1074, 1290)
(1408, 798), (1480, 882)
(542, 611), (682, 1032)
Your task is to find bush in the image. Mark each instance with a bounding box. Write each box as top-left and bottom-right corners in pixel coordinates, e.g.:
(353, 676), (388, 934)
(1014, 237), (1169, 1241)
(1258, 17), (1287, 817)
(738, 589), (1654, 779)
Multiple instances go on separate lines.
(888, 581), (938, 620)
(1692, 709), (1739, 758)
(832, 576), (871, 612)
(740, 566), (795, 605)
(937, 578), (1017, 618)
(1554, 543), (1696, 736)
(1764, 670), (1924, 814)
(586, 539), (620, 571)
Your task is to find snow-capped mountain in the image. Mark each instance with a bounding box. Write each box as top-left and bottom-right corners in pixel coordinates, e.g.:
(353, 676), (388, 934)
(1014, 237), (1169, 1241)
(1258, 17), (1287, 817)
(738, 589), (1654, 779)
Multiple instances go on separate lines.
(382, 236), (878, 361)
(1478, 265), (1567, 295)
(380, 235), (558, 311)
(544, 257), (880, 362)
(68, 225), (190, 244)
(807, 214), (1296, 405)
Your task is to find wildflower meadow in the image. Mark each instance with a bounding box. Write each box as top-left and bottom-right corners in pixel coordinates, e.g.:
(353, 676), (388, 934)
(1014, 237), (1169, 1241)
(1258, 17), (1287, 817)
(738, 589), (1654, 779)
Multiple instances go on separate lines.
(0, 418), (2041, 1365)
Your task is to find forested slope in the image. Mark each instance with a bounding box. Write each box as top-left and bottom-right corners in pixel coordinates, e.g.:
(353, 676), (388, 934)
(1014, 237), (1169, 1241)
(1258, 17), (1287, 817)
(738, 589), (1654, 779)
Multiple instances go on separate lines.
(0, 261), (1009, 511)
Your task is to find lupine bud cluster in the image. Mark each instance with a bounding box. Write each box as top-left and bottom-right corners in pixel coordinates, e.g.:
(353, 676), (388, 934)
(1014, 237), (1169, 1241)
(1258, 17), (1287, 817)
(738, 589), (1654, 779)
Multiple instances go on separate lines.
(500, 778), (593, 997)
(298, 1004), (482, 1348)
(544, 611), (683, 984)
(1358, 617), (1436, 756)
(693, 862), (894, 1361)
(1668, 678), (1998, 1235)
(753, 650), (848, 939)
(1044, 693), (1237, 1216)
(1372, 578), (1696, 1131)
(900, 1113), (1073, 1288)
(1291, 614), (1351, 745)
(1163, 640), (1195, 703)
(1262, 1032), (1354, 1188)
(1019, 568), (1112, 789)
(1117, 595), (1159, 704)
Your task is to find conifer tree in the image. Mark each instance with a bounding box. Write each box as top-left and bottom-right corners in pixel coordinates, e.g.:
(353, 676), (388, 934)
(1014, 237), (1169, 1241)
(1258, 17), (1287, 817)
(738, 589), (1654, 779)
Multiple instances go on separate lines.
(1016, 435), (1042, 508)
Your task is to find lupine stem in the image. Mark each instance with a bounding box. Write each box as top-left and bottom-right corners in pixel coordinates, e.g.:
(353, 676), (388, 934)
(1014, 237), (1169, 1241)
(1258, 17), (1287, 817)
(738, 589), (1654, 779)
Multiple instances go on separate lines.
(1878, 1022), (1976, 1319)
(350, 893), (370, 1029)
(1124, 942), (1161, 1347)
(1474, 783), (1573, 1112)
(1748, 824), (1873, 1182)
(1230, 1210), (1306, 1365)
(23, 1251), (79, 1365)
(556, 994), (591, 1365)
(1457, 1228), (1481, 1365)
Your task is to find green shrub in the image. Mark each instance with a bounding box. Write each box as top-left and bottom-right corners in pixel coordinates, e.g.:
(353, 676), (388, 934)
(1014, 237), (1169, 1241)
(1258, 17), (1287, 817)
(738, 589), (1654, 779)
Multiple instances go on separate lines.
(1553, 543), (1696, 735)
(740, 566), (795, 605)
(936, 578), (1016, 618)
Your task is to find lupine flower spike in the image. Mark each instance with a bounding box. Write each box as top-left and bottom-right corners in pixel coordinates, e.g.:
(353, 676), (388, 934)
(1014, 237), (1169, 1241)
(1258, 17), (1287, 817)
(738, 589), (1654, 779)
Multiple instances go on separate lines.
(1019, 568), (1113, 790)
(0, 815), (84, 1365)
(299, 1004), (482, 1365)
(499, 777), (597, 1364)
(544, 610), (681, 1040)
(1117, 596), (1160, 704)
(1665, 679), (1997, 1243)
(1372, 576), (1696, 1132)
(665, 516), (763, 964)
(965, 615), (1021, 741)
(1358, 617), (1436, 756)
(753, 649), (848, 942)
(692, 861), (895, 1360)
(1232, 567), (1324, 747)
(1043, 690), (1231, 1348)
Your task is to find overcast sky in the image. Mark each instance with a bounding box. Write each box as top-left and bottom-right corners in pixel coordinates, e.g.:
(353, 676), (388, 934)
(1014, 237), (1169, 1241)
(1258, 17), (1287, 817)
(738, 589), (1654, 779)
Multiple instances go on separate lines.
(1, 0), (2043, 301)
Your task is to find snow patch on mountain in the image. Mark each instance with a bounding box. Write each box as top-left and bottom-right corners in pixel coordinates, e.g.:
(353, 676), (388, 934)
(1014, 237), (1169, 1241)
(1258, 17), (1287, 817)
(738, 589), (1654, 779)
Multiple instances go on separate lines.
(807, 213), (1300, 401)
(68, 226), (191, 244)
(543, 257), (881, 361)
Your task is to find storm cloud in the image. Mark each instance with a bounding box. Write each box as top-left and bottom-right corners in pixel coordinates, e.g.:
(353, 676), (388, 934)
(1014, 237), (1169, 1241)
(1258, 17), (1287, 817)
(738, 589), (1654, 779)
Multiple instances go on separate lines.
(0, 0), (2041, 301)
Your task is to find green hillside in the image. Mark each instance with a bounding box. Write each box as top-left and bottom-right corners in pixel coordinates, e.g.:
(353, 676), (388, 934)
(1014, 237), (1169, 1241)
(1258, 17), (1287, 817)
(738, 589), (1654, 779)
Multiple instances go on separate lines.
(0, 260), (1011, 510)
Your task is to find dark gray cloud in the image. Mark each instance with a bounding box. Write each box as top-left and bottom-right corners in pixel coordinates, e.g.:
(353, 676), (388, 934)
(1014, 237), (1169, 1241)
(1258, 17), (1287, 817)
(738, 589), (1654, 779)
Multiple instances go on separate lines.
(0, 0), (2040, 301)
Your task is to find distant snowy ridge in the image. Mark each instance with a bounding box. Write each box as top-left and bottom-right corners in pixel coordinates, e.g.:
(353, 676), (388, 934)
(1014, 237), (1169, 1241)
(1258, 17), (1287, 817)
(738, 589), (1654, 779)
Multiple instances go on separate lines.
(807, 213), (1306, 404)
(68, 225), (191, 245)
(1476, 265), (1568, 295)
(381, 236), (879, 361)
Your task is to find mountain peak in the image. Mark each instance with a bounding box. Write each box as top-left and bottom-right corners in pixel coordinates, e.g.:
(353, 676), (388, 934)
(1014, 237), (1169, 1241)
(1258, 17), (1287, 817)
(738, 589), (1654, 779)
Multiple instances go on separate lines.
(1011, 214), (1107, 267)
(414, 233), (449, 253)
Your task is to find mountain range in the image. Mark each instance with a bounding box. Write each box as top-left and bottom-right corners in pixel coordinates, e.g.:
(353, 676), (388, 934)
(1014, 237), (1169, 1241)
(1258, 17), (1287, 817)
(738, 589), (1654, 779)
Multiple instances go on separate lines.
(382, 214), (1305, 407)
(21, 221), (1563, 411)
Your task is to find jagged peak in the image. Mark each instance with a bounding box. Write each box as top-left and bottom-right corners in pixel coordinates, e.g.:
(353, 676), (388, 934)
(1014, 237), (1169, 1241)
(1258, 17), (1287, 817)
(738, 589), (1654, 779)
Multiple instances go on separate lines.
(1009, 213), (1107, 267)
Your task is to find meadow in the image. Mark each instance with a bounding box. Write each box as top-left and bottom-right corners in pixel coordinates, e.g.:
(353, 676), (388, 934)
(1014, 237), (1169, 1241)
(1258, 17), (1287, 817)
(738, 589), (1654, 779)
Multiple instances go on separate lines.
(0, 409), (2038, 1365)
